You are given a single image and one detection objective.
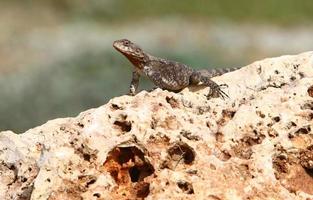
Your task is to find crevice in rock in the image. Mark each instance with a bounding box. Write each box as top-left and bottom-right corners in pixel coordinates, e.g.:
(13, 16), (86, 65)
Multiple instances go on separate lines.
(308, 85), (313, 97)
(113, 114), (132, 132)
(103, 145), (154, 199)
(177, 180), (194, 194)
(168, 142), (195, 165)
(111, 103), (123, 110)
(93, 193), (101, 198)
(161, 142), (196, 169)
(113, 120), (132, 132)
(166, 96), (180, 108)
(78, 175), (97, 188)
(73, 143), (98, 163)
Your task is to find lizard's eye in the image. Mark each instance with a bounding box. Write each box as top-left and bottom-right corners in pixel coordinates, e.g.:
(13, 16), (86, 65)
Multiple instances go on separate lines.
(135, 49), (140, 53)
(124, 40), (130, 46)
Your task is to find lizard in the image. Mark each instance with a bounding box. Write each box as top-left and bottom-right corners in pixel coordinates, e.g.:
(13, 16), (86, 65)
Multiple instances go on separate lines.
(113, 39), (237, 99)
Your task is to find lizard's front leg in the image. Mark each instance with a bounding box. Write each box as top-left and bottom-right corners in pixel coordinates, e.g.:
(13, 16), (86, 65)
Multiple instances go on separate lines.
(129, 70), (140, 95)
(190, 71), (228, 99)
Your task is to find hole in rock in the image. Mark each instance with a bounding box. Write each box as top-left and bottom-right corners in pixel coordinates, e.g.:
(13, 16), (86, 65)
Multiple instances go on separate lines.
(166, 96), (180, 108)
(308, 85), (313, 97)
(177, 180), (194, 194)
(111, 103), (122, 110)
(103, 146), (154, 198)
(129, 166), (141, 182)
(83, 154), (91, 162)
(93, 193), (101, 198)
(168, 142), (196, 165)
(113, 120), (132, 132)
(104, 146), (154, 184)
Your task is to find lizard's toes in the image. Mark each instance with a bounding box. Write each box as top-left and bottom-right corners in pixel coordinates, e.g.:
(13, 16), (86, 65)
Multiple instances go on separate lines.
(128, 91), (136, 96)
(218, 89), (229, 99)
(207, 85), (229, 99)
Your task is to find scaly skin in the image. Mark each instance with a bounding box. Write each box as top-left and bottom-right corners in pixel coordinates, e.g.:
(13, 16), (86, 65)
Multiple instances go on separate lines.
(113, 39), (234, 99)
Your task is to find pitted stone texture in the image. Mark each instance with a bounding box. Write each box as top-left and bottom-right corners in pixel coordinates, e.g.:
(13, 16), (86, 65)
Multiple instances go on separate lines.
(0, 52), (313, 200)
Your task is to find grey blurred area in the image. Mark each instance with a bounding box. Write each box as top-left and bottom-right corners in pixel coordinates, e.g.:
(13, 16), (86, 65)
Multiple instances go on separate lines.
(0, 0), (313, 132)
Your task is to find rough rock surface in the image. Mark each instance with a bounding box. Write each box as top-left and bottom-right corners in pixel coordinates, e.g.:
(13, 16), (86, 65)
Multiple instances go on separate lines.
(1, 52), (313, 200)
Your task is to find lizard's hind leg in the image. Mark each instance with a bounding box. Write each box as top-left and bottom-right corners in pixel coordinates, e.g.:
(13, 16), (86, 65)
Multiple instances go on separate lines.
(190, 72), (229, 99)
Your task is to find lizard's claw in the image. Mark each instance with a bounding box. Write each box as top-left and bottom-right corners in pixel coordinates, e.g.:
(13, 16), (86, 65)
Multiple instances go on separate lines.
(207, 84), (229, 100)
(129, 85), (137, 96)
(128, 90), (136, 96)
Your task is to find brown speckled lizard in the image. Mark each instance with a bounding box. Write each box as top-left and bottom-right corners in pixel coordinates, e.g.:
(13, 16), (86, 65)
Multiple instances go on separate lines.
(113, 39), (237, 99)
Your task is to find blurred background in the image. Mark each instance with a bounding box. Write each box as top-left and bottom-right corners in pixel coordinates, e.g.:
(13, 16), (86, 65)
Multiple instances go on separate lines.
(0, 0), (313, 133)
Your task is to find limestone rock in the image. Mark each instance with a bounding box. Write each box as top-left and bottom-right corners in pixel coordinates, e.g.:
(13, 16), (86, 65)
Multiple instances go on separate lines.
(1, 52), (313, 200)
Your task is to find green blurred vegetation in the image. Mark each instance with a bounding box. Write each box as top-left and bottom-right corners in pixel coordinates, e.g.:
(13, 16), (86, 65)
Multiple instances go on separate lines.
(14, 0), (313, 24)
(0, 51), (125, 132)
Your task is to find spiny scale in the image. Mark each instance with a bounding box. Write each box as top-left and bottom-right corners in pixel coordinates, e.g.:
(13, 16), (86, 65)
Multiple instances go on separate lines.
(198, 67), (239, 78)
(208, 67), (239, 77)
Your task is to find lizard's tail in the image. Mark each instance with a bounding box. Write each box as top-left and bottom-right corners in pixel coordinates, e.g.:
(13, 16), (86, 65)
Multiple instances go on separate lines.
(207, 67), (240, 77)
(198, 67), (240, 78)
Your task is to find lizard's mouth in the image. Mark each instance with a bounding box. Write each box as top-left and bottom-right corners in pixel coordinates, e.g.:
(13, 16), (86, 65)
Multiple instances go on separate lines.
(113, 43), (132, 58)
(113, 44), (129, 56)
(112, 42), (121, 51)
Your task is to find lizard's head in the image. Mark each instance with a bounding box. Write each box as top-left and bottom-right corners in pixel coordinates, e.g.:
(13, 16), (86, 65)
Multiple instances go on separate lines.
(113, 39), (145, 61)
